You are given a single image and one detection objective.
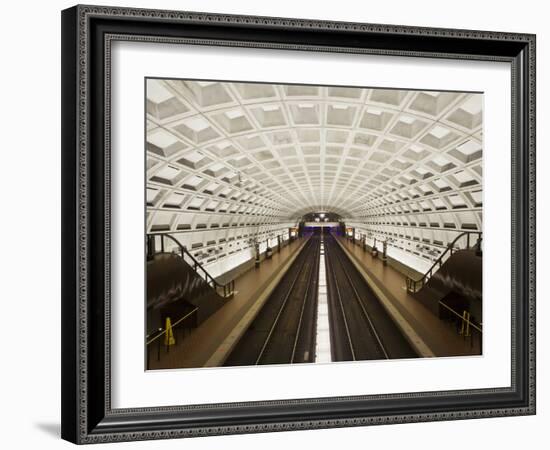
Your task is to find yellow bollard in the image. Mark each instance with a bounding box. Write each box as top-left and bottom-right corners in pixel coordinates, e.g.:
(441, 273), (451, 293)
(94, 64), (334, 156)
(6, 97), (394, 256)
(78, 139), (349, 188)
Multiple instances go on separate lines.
(459, 310), (471, 337)
(459, 311), (466, 335)
(464, 311), (471, 337)
(164, 317), (176, 347)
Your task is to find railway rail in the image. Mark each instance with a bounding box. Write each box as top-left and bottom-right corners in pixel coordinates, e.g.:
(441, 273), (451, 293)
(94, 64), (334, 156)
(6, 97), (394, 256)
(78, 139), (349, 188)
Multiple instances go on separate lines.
(324, 234), (417, 361)
(225, 233), (415, 366)
(224, 236), (321, 366)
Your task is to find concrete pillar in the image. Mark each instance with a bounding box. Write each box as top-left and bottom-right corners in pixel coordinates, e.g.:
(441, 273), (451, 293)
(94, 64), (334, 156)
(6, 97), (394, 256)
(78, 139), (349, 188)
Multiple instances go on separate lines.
(147, 235), (156, 259)
(254, 242), (260, 268)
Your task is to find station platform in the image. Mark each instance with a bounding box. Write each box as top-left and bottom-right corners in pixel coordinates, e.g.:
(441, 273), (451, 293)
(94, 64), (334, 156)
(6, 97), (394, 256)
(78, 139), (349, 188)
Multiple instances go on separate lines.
(148, 236), (309, 370)
(335, 237), (481, 357)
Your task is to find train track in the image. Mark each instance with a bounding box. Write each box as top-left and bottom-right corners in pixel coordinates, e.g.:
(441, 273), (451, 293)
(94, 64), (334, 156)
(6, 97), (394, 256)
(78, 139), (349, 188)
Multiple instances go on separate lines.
(324, 234), (417, 361)
(224, 237), (321, 366)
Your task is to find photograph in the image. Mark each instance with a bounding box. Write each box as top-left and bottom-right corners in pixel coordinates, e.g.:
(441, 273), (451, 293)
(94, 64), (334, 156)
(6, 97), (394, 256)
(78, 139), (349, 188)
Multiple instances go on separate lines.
(145, 79), (484, 370)
(1, 0), (545, 446)
(57, 3), (536, 444)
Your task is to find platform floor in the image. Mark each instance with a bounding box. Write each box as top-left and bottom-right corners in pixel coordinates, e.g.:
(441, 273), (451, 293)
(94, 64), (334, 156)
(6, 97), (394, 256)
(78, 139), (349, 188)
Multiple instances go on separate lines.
(336, 237), (481, 357)
(148, 237), (309, 369)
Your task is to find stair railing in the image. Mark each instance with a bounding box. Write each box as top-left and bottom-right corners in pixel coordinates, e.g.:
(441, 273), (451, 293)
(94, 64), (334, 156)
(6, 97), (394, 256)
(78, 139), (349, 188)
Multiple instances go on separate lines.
(147, 233), (235, 298)
(405, 231), (482, 294)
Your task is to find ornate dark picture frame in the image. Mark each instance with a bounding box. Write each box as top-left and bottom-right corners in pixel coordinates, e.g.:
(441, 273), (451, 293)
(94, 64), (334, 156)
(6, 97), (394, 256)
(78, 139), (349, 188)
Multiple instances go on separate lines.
(61, 4), (536, 444)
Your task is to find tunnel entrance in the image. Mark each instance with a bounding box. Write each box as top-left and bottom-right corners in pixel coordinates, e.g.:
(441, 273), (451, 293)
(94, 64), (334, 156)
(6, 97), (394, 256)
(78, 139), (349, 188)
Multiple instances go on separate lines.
(298, 212), (345, 237)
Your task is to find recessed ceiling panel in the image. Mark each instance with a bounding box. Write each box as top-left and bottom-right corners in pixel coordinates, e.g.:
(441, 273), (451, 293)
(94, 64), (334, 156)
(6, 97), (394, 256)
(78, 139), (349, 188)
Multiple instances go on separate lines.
(146, 78), (483, 268)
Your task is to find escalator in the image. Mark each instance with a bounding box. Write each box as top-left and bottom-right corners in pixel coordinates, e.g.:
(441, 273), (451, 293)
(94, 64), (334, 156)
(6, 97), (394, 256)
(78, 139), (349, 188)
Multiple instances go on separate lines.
(406, 232), (482, 327)
(146, 234), (233, 335)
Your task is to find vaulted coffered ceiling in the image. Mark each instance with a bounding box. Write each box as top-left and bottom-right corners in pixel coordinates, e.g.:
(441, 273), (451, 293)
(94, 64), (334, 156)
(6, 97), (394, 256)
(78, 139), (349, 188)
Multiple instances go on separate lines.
(146, 78), (482, 272)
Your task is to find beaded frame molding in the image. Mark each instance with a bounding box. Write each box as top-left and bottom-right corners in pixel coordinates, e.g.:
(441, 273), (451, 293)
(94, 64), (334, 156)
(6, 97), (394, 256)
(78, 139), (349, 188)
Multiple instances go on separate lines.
(61, 4), (536, 444)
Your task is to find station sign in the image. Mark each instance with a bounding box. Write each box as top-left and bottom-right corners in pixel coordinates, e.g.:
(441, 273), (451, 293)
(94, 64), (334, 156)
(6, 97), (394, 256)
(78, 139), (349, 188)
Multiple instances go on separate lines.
(304, 221), (339, 228)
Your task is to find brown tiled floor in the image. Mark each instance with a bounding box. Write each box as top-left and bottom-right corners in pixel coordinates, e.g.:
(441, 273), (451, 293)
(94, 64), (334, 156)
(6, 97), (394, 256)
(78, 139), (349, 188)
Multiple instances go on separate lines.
(148, 237), (309, 370)
(337, 237), (481, 357)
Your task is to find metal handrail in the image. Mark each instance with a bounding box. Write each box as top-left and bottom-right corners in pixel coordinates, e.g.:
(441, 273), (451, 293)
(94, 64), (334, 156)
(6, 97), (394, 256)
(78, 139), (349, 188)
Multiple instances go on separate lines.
(146, 307), (199, 345)
(405, 231), (482, 293)
(146, 307), (200, 366)
(438, 301), (482, 334)
(147, 233), (235, 298)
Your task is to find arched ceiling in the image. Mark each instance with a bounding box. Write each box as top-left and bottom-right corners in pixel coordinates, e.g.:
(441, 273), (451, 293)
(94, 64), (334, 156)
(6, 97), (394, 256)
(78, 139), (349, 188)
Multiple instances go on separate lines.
(146, 79), (482, 255)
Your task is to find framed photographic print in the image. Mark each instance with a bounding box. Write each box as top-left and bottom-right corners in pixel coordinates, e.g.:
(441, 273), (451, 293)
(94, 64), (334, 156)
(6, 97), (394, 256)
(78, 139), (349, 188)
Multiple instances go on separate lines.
(61, 4), (536, 444)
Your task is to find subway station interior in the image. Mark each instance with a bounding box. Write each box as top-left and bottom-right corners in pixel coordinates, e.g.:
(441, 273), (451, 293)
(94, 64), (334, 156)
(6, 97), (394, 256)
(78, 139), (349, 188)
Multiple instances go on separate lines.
(145, 79), (483, 369)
